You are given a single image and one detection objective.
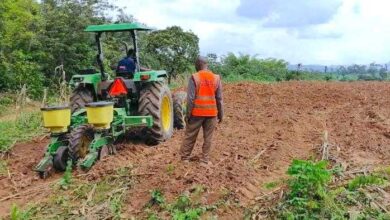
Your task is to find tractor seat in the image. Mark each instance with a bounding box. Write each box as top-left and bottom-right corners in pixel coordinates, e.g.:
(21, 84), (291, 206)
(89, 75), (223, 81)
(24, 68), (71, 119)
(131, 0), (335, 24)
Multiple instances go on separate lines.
(116, 71), (134, 79)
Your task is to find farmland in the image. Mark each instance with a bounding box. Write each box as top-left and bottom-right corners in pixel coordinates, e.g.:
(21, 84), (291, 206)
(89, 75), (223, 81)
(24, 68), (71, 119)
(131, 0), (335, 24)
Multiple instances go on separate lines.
(0, 81), (389, 219)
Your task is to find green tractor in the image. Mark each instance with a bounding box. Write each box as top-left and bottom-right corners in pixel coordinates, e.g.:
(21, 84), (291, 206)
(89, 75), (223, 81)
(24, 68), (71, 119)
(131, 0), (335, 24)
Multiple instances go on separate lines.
(35, 23), (187, 178)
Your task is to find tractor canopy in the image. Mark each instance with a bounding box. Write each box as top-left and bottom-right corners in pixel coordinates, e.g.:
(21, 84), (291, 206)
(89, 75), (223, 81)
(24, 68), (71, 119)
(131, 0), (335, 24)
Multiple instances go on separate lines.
(83, 22), (153, 80)
(85, 23), (152, 32)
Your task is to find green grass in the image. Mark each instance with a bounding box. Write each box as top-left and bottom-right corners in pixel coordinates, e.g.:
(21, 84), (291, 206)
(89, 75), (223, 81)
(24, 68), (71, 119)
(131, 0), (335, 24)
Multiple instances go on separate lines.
(145, 185), (235, 219)
(166, 164), (175, 175)
(0, 160), (8, 176)
(0, 94), (15, 117)
(0, 112), (44, 153)
(264, 181), (280, 190)
(10, 166), (135, 219)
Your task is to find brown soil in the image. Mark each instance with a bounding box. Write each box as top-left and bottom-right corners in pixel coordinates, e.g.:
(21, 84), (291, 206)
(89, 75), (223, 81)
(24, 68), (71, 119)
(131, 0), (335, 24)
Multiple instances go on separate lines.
(0, 81), (389, 218)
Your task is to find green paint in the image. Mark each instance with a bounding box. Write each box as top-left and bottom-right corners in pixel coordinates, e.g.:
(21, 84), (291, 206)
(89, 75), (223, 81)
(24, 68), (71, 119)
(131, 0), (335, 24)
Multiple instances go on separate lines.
(80, 151), (98, 170)
(35, 135), (68, 172)
(133, 70), (167, 82)
(35, 154), (53, 172)
(124, 116), (153, 128)
(114, 108), (153, 128)
(85, 23), (152, 32)
(69, 73), (102, 94)
(89, 133), (112, 151)
(114, 108), (127, 117)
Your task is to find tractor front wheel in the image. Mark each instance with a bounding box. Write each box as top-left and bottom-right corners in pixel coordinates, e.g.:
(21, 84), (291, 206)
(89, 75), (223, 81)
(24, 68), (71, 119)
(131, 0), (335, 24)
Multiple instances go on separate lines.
(68, 125), (94, 163)
(70, 87), (94, 112)
(138, 82), (174, 145)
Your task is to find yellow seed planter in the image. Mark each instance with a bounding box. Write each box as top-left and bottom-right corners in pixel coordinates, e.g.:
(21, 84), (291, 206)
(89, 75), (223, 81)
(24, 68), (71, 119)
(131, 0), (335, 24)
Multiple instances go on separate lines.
(85, 102), (114, 129)
(41, 106), (71, 133)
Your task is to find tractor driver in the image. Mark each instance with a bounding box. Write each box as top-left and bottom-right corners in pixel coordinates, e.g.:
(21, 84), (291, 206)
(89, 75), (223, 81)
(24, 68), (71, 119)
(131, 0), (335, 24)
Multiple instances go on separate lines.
(116, 49), (136, 75)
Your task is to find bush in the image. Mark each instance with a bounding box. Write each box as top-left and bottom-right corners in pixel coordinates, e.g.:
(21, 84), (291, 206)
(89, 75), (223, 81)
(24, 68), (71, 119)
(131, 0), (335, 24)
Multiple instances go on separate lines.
(276, 160), (389, 220)
(208, 53), (288, 82)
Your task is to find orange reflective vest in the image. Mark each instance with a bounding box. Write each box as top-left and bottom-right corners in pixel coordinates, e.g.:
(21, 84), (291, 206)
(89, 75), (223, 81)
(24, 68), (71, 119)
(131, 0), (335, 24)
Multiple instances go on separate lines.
(191, 70), (220, 117)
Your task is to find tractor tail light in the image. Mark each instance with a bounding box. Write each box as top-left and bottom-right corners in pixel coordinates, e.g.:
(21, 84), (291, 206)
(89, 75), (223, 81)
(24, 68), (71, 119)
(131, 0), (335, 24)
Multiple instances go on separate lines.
(109, 78), (128, 96)
(140, 74), (150, 81)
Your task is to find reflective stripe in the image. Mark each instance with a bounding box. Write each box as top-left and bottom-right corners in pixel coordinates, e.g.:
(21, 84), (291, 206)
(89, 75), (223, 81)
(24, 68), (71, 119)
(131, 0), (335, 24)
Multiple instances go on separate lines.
(196, 96), (216, 101)
(191, 70), (219, 117)
(193, 104), (217, 109)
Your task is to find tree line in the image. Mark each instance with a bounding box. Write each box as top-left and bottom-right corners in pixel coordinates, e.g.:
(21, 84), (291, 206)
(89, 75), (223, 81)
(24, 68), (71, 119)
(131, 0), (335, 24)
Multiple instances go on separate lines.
(335, 63), (388, 81)
(0, 0), (199, 98)
(1, 0), (388, 99)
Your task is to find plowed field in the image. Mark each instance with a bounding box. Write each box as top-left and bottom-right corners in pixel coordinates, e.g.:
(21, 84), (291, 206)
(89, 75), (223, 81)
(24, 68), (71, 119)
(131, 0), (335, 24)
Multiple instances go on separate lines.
(1, 81), (389, 218)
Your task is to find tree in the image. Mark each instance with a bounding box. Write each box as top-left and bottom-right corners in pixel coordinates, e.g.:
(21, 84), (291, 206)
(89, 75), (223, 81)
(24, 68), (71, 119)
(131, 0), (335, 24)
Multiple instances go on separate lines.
(39, 0), (115, 80)
(379, 68), (388, 80)
(0, 0), (44, 96)
(367, 62), (380, 76)
(145, 26), (199, 83)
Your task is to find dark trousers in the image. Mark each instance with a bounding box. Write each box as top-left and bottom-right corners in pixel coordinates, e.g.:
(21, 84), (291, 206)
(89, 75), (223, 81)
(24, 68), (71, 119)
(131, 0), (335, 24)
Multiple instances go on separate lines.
(180, 116), (217, 162)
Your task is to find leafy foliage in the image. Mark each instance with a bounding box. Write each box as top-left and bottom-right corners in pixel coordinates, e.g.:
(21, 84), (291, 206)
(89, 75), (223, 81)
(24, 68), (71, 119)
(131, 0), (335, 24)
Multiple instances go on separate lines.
(169, 195), (204, 220)
(286, 160), (331, 200)
(146, 189), (228, 220)
(59, 160), (73, 190)
(0, 0), (44, 97)
(280, 160), (335, 219)
(146, 26), (199, 83)
(276, 160), (390, 220)
(38, 0), (114, 78)
(208, 53), (334, 82)
(150, 189), (165, 206)
(209, 53), (288, 82)
(10, 204), (34, 220)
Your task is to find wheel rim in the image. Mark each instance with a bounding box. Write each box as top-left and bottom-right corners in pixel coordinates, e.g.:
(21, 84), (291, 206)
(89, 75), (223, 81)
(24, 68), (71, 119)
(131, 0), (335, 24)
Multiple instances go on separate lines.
(78, 135), (92, 158)
(161, 95), (172, 132)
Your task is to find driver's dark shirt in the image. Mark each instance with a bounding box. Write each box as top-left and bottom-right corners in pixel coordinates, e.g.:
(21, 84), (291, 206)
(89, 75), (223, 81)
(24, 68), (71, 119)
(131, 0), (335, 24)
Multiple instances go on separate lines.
(116, 57), (136, 74)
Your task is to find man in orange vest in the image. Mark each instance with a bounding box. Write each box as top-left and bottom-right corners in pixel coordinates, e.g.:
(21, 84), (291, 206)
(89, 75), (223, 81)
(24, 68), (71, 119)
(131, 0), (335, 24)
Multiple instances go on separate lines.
(180, 57), (223, 165)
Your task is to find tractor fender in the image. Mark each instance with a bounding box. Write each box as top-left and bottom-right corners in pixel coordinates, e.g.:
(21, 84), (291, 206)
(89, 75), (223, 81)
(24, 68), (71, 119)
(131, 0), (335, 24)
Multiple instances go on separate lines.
(133, 70), (167, 82)
(69, 73), (103, 98)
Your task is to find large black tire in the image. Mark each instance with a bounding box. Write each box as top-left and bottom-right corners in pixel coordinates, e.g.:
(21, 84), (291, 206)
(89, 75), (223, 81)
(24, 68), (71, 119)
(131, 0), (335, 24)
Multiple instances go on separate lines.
(53, 146), (69, 171)
(138, 82), (174, 145)
(68, 125), (94, 163)
(70, 87), (94, 112)
(173, 91), (187, 129)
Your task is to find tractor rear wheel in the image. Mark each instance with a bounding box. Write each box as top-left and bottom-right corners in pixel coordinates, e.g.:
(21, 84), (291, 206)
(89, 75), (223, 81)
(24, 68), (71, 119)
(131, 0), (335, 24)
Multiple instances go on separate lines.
(68, 125), (94, 163)
(138, 82), (174, 145)
(70, 87), (93, 112)
(173, 91), (187, 129)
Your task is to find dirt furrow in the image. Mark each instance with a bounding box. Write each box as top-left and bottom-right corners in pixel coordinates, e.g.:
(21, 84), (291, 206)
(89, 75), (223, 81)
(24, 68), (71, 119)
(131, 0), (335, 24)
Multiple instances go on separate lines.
(0, 81), (389, 218)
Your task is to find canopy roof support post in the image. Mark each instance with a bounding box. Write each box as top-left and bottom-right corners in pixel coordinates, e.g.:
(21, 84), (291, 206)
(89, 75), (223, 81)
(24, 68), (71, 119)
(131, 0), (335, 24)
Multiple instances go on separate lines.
(95, 32), (106, 80)
(131, 30), (140, 72)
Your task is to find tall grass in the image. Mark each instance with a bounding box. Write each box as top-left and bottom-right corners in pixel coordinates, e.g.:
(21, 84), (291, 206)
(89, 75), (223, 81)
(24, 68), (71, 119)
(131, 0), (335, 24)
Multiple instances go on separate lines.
(0, 112), (44, 153)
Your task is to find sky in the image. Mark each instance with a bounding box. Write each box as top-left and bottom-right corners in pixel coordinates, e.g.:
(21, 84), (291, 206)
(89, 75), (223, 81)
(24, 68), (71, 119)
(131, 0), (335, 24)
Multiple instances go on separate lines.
(113, 0), (390, 65)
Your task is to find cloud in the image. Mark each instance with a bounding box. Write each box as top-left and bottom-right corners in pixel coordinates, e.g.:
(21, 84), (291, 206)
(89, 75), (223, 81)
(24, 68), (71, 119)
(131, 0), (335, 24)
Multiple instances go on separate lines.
(113, 0), (390, 65)
(236, 0), (343, 27)
(290, 27), (343, 39)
